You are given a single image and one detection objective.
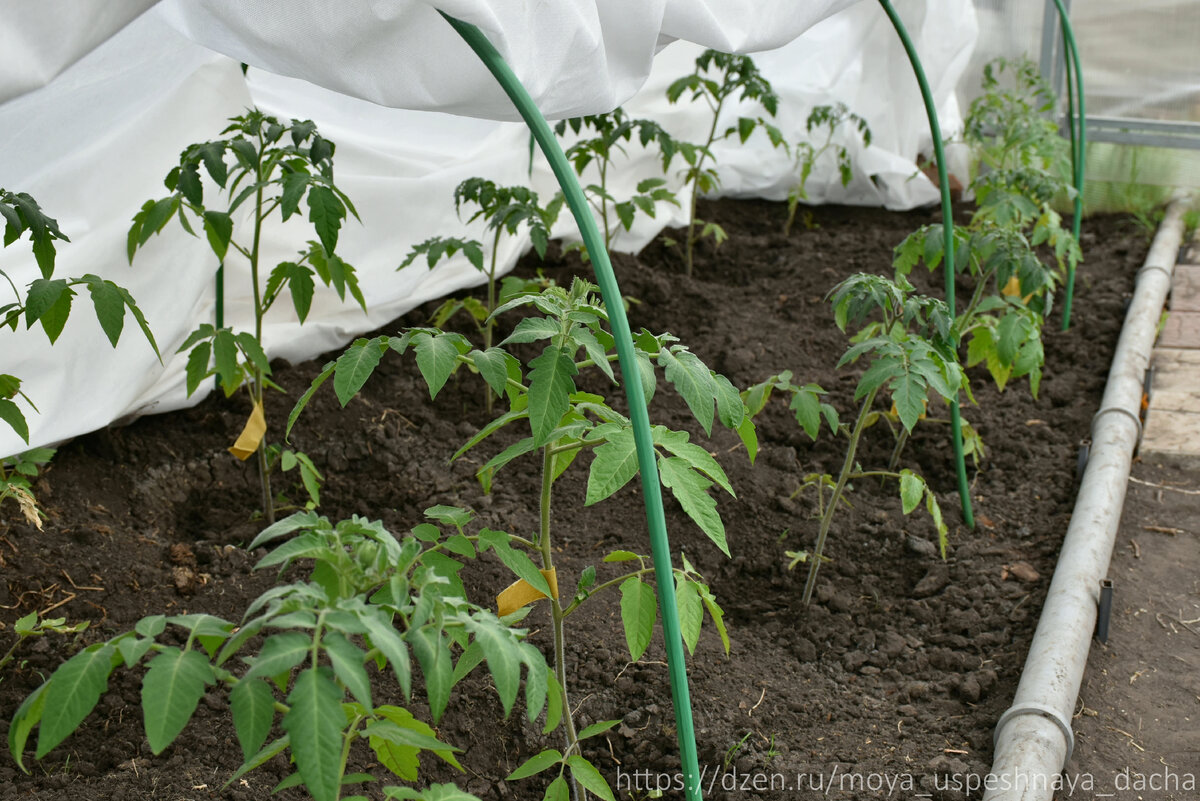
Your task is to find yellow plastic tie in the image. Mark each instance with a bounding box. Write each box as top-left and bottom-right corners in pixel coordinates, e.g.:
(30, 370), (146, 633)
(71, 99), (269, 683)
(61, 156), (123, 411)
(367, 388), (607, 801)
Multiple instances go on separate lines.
(228, 400), (266, 461)
(497, 568), (558, 617)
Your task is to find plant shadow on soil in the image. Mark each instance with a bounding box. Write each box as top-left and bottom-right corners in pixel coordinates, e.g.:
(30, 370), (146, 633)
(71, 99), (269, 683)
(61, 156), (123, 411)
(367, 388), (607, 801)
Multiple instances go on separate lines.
(0, 199), (1148, 800)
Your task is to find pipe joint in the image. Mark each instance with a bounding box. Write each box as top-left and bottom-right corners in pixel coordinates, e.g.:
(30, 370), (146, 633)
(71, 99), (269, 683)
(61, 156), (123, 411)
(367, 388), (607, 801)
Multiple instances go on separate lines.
(1091, 405), (1141, 439)
(994, 703), (1075, 768)
(1136, 263), (1173, 282)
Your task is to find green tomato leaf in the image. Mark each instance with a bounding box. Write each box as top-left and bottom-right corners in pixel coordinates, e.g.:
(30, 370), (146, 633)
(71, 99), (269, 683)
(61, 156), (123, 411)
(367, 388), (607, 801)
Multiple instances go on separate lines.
(658, 347), (716, 435)
(82, 277), (125, 347)
(658, 456), (728, 556)
(566, 755), (616, 801)
(891, 372), (926, 433)
(230, 678), (275, 763)
(898, 469), (925, 515)
(282, 667), (344, 801)
(526, 346), (578, 447)
(36, 643), (116, 758)
(323, 632), (371, 709)
(0, 398), (29, 444)
(619, 577), (656, 662)
(506, 749), (563, 781)
(307, 185), (344, 255)
(464, 617), (521, 718)
(242, 632), (311, 683)
(675, 577), (703, 655)
(142, 648), (213, 754)
(585, 426), (638, 506)
(202, 211), (233, 261)
(413, 332), (466, 399)
(409, 627), (452, 723)
(8, 681), (47, 772)
(334, 337), (385, 406)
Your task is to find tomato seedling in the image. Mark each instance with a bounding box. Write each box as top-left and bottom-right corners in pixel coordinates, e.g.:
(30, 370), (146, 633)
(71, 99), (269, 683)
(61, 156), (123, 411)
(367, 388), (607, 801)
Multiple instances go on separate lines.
(784, 103), (872, 235)
(128, 110), (366, 524)
(666, 50), (786, 275)
(1, 190), (159, 449)
(292, 278), (751, 801)
(746, 274), (963, 604)
(10, 510), (547, 801)
(555, 108), (681, 253)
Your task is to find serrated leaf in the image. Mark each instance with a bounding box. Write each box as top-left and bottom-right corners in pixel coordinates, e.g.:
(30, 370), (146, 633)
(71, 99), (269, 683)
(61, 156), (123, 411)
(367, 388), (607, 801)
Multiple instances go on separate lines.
(658, 456), (727, 556)
(203, 211), (233, 261)
(8, 682), (46, 772)
(280, 171), (309, 221)
(242, 632), (310, 682)
(566, 755), (616, 801)
(282, 668), (344, 801)
(789, 388), (822, 440)
(212, 328), (241, 396)
(36, 643), (116, 758)
(413, 333), (464, 399)
(659, 348), (716, 435)
(0, 398), (29, 444)
(675, 577), (703, 655)
(619, 577), (656, 662)
(696, 582), (730, 654)
(585, 426), (638, 505)
(409, 628), (452, 723)
(323, 632), (371, 709)
(307, 185), (344, 255)
(142, 648), (213, 753)
(25, 278), (73, 343)
(465, 619), (521, 717)
(501, 317), (559, 346)
(891, 372), (925, 433)
(83, 278), (125, 347)
(470, 348), (516, 399)
(652, 427), (733, 496)
(526, 346), (578, 446)
(506, 749), (563, 781)
(334, 338), (385, 406)
(477, 530), (551, 597)
(712, 373), (744, 429)
(230, 678), (275, 762)
(899, 469), (924, 515)
(358, 611), (411, 698)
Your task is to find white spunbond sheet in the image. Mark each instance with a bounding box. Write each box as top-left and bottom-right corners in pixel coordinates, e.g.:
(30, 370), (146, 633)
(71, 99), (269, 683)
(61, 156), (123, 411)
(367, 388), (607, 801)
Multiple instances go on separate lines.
(0, 1), (977, 458)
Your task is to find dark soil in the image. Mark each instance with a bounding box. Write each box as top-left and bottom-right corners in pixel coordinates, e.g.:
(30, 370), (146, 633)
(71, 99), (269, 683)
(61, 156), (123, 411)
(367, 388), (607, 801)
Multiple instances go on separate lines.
(0, 199), (1149, 800)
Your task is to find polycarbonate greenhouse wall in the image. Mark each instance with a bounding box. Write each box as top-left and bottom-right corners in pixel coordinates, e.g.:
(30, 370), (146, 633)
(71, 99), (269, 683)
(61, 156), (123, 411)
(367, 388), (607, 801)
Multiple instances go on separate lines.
(971, 0), (1200, 196)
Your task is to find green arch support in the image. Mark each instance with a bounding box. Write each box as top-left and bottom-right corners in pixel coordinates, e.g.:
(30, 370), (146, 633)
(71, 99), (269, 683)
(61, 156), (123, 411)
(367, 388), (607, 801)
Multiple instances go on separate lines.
(1051, 0), (1086, 331)
(876, 0), (975, 529)
(440, 13), (706, 801)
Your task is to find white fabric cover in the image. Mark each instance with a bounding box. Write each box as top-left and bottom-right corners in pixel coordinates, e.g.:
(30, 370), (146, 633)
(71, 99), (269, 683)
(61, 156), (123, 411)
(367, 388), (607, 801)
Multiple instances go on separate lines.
(0, 1), (977, 456)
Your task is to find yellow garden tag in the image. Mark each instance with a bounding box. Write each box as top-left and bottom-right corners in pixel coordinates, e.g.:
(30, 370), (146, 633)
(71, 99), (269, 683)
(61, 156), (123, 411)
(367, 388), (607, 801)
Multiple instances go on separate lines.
(497, 569), (558, 617)
(228, 401), (267, 461)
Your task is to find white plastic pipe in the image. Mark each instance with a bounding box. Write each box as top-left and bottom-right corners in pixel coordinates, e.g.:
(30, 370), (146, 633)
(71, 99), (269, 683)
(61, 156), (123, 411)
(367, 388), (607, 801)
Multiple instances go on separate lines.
(984, 198), (1192, 801)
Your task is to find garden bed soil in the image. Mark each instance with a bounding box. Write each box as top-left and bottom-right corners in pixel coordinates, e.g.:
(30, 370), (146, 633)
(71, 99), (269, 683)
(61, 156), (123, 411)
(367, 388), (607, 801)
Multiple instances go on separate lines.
(0, 199), (1149, 800)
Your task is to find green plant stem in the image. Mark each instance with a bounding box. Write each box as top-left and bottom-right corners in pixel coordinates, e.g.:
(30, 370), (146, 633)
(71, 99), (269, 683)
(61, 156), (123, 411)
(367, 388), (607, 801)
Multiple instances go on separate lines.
(802, 386), (879, 604)
(561, 566), (654, 617)
(684, 96), (723, 277)
(249, 139), (274, 526)
(598, 160), (611, 246)
(885, 428), (910, 475)
(876, 0), (974, 530)
(537, 446), (583, 801)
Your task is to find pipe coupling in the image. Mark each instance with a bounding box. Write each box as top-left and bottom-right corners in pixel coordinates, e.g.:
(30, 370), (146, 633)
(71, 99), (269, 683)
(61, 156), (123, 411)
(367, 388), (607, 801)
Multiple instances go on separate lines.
(1091, 405), (1141, 439)
(994, 702), (1076, 769)
(1136, 263), (1173, 281)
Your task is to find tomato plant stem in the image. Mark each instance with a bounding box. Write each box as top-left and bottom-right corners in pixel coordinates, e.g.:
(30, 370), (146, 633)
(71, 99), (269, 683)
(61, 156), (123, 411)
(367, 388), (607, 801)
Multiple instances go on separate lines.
(538, 446), (584, 801)
(803, 385), (880, 604)
(250, 135), (274, 525)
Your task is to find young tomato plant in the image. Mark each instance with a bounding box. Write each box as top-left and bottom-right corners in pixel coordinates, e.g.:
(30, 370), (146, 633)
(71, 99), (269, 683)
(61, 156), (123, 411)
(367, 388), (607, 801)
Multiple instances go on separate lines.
(128, 110), (366, 524)
(10, 510), (550, 801)
(554, 108), (681, 252)
(0, 447), (54, 530)
(666, 50), (786, 275)
(400, 178), (563, 354)
(1, 190), (159, 448)
(293, 277), (750, 801)
(746, 274), (964, 604)
(784, 104), (872, 235)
